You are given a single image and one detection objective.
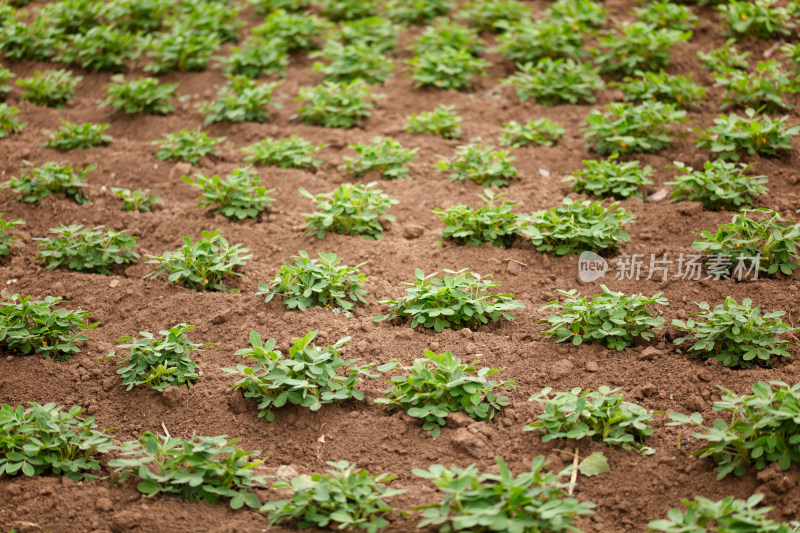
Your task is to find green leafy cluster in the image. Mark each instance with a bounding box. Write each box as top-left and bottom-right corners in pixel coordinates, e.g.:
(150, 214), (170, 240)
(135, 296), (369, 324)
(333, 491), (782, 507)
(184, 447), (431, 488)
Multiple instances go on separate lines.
(547, 0), (606, 30)
(295, 80), (382, 129)
(436, 144), (518, 187)
(673, 298), (798, 369)
(569, 154), (654, 199)
(0, 17), (59, 62)
(100, 75), (177, 115)
(220, 37), (288, 78)
(198, 76), (280, 125)
(111, 187), (161, 212)
(144, 27), (220, 74)
(44, 121), (112, 151)
(583, 101), (688, 154)
(505, 58), (604, 105)
(696, 108), (800, 160)
(594, 22), (691, 75)
(374, 268), (526, 332)
(2, 161), (93, 204)
(300, 182), (397, 240)
(183, 167), (275, 220)
(257, 251), (367, 311)
(35, 224), (139, 275)
(252, 9), (329, 51)
(714, 60), (798, 112)
(311, 41), (393, 85)
(540, 286), (668, 351)
(0, 103), (25, 138)
(262, 461), (404, 531)
(460, 0), (532, 33)
(16, 69), (82, 107)
(499, 118), (565, 148)
(649, 494), (799, 532)
(145, 229), (251, 291)
(0, 215), (24, 256)
(152, 128), (225, 166)
(250, 0), (311, 15)
(698, 40), (750, 72)
(515, 198), (635, 255)
(0, 403), (114, 480)
(321, 0), (379, 21)
(56, 25), (140, 72)
(385, 0), (452, 25)
(341, 137), (417, 180)
(526, 386), (654, 453)
(242, 136), (325, 169)
(718, 0), (793, 40)
(375, 350), (514, 438)
(667, 160), (768, 210)
(0, 67), (14, 100)
(405, 105), (463, 140)
(615, 70), (707, 109)
(109, 324), (208, 392)
(433, 189), (518, 247)
(691, 208), (800, 277)
(668, 381), (800, 479)
(0, 294), (96, 360)
(497, 19), (586, 64)
(413, 20), (484, 56)
(414, 456), (596, 533)
(224, 330), (376, 420)
(326, 17), (399, 52)
(110, 432), (266, 509)
(633, 0), (698, 31)
(409, 47), (490, 91)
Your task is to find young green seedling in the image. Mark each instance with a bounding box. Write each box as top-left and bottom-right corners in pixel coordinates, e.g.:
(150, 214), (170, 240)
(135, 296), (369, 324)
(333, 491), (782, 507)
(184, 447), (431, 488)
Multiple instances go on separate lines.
(341, 137), (417, 180)
(183, 167), (275, 220)
(0, 294), (97, 360)
(435, 144), (518, 187)
(667, 160), (768, 210)
(376, 350), (514, 438)
(223, 330), (377, 420)
(111, 187), (161, 212)
(110, 432), (267, 509)
(667, 381), (800, 479)
(499, 118), (565, 148)
(568, 154), (654, 199)
(526, 386), (655, 454)
(673, 298), (798, 368)
(152, 128), (225, 166)
(43, 120), (112, 151)
(106, 324), (211, 391)
(414, 456), (595, 532)
(300, 182), (397, 240)
(691, 208), (800, 277)
(35, 225), (139, 274)
(242, 136), (326, 169)
(374, 268), (526, 331)
(261, 461), (405, 530)
(0, 403), (114, 479)
(145, 229), (251, 291)
(0, 215), (23, 256)
(433, 189), (518, 247)
(540, 286), (668, 351)
(257, 251), (367, 311)
(405, 105), (463, 140)
(515, 198), (635, 255)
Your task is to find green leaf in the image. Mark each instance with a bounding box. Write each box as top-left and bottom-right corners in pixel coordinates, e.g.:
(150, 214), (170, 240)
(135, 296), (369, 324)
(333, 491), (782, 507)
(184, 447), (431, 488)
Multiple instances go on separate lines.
(578, 452), (610, 477)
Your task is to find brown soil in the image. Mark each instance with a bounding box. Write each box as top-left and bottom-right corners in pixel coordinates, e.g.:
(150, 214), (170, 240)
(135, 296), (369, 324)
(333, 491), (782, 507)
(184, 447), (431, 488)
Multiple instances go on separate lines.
(3, 1), (800, 532)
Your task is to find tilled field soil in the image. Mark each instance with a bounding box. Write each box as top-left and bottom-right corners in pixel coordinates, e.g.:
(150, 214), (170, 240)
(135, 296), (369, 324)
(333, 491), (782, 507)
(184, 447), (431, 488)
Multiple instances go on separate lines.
(2, 0), (800, 531)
